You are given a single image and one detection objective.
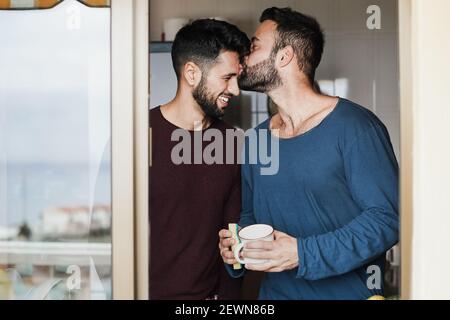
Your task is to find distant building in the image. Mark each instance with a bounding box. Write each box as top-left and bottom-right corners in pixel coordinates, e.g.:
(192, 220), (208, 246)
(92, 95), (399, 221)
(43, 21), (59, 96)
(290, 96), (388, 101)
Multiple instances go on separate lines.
(42, 205), (111, 238)
(0, 225), (18, 240)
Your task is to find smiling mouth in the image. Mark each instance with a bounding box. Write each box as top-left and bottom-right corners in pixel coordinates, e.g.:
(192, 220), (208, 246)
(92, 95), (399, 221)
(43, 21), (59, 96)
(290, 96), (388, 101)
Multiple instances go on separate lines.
(217, 95), (232, 108)
(218, 95), (230, 103)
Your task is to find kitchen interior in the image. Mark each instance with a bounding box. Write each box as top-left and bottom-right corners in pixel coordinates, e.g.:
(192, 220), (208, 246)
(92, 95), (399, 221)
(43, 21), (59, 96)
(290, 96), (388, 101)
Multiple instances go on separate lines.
(149, 0), (400, 299)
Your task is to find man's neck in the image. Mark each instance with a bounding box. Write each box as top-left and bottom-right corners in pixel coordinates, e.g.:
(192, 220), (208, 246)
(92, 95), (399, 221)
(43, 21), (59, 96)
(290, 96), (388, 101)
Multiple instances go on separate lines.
(267, 79), (338, 136)
(160, 90), (212, 131)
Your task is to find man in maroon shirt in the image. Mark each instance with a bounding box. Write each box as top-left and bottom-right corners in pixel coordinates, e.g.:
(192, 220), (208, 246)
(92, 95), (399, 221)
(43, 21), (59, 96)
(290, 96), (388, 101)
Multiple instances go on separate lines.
(150, 19), (250, 299)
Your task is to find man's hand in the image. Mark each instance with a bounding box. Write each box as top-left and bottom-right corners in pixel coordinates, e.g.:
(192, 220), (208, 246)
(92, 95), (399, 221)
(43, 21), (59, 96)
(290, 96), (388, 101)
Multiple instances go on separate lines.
(243, 230), (299, 272)
(218, 229), (239, 265)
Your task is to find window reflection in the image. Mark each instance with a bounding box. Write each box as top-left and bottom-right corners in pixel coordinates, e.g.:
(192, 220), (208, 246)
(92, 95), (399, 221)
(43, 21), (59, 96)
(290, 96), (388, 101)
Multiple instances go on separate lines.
(0, 0), (111, 300)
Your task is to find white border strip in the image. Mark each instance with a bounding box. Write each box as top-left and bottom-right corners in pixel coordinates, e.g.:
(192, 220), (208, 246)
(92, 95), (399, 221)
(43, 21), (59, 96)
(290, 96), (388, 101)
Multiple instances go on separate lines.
(111, 0), (135, 300)
(133, 0), (149, 300)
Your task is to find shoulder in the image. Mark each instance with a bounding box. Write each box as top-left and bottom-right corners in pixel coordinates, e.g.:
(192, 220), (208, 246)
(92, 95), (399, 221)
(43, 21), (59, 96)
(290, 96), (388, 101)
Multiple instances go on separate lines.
(251, 118), (270, 132)
(334, 99), (393, 152)
(333, 98), (389, 139)
(150, 106), (171, 135)
(336, 99), (384, 129)
(150, 106), (161, 113)
(240, 119), (271, 155)
(150, 106), (162, 123)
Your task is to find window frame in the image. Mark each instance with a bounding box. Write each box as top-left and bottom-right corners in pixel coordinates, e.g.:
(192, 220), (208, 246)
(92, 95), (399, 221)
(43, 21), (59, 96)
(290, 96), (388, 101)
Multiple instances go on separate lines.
(111, 0), (149, 300)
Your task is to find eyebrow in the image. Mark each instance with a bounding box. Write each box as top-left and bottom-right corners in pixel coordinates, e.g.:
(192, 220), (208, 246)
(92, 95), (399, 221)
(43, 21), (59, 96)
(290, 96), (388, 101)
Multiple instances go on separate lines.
(251, 36), (260, 43)
(223, 73), (238, 78)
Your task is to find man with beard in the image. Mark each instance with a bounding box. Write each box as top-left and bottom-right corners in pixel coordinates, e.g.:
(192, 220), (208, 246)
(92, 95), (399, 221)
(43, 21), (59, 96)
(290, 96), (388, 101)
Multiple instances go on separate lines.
(219, 7), (399, 299)
(150, 19), (250, 299)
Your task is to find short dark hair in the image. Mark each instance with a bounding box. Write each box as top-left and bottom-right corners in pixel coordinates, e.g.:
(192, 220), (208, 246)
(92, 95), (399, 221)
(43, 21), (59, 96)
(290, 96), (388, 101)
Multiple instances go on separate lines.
(171, 19), (250, 80)
(260, 7), (325, 82)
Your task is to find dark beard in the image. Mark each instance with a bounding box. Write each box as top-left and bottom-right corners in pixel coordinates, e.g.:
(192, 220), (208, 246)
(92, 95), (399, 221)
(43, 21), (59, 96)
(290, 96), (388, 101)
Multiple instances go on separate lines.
(238, 55), (282, 92)
(192, 76), (224, 119)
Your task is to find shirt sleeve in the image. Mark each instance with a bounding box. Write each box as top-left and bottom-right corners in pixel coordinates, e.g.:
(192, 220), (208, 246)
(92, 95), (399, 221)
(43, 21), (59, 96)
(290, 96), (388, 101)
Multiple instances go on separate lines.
(219, 163), (244, 296)
(238, 162), (258, 228)
(296, 124), (399, 281)
(224, 161), (256, 279)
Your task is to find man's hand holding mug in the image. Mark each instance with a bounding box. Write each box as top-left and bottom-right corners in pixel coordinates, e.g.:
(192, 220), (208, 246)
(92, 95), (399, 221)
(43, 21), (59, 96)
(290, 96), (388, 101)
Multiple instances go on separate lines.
(219, 224), (299, 272)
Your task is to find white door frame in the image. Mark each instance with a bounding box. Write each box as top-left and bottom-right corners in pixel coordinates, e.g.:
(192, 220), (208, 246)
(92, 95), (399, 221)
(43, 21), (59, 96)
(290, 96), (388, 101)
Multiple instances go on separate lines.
(399, 0), (450, 300)
(111, 0), (149, 300)
(398, 0), (413, 300)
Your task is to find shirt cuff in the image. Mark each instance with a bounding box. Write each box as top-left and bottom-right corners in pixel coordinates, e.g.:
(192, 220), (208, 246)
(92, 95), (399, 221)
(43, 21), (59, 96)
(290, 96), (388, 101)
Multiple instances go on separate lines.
(224, 263), (246, 278)
(296, 237), (307, 279)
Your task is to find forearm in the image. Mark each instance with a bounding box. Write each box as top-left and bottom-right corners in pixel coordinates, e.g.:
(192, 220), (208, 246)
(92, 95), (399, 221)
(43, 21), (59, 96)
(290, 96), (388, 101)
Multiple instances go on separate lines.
(296, 207), (398, 281)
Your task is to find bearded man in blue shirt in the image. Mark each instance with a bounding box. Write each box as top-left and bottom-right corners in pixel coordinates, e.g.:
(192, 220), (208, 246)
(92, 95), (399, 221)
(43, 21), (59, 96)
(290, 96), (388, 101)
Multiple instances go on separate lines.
(219, 7), (399, 300)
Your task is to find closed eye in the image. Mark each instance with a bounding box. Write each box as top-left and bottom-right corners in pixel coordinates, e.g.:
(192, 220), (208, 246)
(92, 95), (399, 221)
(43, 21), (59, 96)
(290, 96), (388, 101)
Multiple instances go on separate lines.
(223, 73), (237, 80)
(251, 36), (260, 52)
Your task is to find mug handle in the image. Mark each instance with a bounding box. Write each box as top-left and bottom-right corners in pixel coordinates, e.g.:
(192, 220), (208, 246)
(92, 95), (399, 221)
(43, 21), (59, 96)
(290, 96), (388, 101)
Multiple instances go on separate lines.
(233, 242), (246, 264)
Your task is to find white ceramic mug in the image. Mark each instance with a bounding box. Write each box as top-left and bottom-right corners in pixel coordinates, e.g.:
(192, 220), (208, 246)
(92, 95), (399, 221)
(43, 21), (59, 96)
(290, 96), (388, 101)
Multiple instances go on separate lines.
(233, 224), (274, 264)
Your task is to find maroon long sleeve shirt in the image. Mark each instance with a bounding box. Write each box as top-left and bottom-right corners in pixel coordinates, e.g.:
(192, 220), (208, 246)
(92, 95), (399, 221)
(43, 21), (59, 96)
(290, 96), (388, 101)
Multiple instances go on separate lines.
(149, 106), (242, 300)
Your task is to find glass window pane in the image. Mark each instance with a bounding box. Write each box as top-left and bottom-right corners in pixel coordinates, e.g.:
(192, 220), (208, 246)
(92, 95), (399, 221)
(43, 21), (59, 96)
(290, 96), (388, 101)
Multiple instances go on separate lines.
(0, 0), (111, 300)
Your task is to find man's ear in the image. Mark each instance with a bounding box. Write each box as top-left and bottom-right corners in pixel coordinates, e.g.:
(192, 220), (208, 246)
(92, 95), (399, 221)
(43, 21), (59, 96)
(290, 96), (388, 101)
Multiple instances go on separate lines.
(183, 62), (202, 87)
(276, 45), (295, 68)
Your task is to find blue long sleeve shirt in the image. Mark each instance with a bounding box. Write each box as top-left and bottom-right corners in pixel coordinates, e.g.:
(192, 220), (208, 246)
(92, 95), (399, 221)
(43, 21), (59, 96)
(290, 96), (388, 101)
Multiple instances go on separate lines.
(227, 98), (399, 300)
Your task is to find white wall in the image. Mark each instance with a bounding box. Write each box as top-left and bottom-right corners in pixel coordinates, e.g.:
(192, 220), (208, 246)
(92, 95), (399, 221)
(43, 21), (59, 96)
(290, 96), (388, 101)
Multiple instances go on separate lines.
(150, 0), (400, 156)
(404, 0), (450, 300)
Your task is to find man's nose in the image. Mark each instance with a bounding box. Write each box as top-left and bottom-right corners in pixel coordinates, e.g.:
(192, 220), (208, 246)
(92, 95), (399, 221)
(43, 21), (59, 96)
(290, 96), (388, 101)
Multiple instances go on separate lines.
(228, 78), (240, 96)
